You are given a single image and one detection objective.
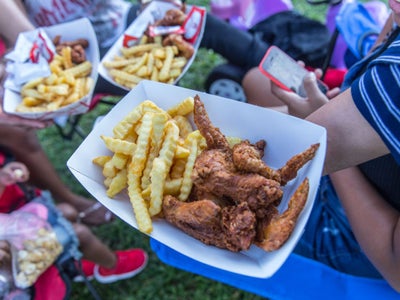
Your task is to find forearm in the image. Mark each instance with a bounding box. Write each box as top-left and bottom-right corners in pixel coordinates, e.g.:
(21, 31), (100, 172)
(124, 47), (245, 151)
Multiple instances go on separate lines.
(306, 88), (389, 174)
(330, 168), (400, 290)
(0, 1), (34, 46)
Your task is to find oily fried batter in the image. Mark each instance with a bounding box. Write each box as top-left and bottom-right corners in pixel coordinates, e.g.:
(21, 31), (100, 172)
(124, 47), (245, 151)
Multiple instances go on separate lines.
(256, 178), (309, 251)
(161, 95), (319, 253)
(278, 144), (319, 185)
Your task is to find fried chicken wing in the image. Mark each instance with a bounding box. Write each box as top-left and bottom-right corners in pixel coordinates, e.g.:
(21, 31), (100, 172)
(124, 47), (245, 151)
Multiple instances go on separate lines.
(256, 178), (309, 251)
(162, 34), (194, 59)
(193, 95), (230, 151)
(278, 144), (319, 185)
(233, 140), (319, 186)
(163, 195), (256, 252)
(155, 8), (187, 26)
(232, 140), (281, 182)
(161, 95), (318, 253)
(192, 148), (283, 217)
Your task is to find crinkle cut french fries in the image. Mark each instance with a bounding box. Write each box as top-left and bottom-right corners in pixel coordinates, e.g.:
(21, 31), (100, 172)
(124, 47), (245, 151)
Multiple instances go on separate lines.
(16, 46), (93, 113)
(93, 97), (244, 234)
(92, 97), (205, 233)
(102, 36), (188, 89)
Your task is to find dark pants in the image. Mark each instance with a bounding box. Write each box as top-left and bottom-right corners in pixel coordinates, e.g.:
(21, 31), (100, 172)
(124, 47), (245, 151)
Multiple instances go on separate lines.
(200, 13), (269, 72)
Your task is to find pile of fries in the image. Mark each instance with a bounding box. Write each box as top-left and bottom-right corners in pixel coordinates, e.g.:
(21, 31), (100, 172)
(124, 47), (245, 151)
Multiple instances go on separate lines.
(16, 42), (93, 113)
(102, 36), (189, 89)
(93, 97), (206, 233)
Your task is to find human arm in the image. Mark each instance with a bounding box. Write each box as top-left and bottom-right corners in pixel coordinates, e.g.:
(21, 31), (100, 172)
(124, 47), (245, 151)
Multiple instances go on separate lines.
(0, 0), (34, 46)
(329, 167), (400, 291)
(306, 88), (389, 175)
(0, 108), (50, 129)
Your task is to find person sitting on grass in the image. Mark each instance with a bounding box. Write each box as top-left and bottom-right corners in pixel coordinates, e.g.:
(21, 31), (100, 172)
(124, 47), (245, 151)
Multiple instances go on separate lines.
(0, 149), (148, 299)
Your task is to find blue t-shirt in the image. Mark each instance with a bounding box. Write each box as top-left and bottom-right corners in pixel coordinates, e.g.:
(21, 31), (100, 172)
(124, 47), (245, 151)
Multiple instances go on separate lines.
(347, 28), (400, 164)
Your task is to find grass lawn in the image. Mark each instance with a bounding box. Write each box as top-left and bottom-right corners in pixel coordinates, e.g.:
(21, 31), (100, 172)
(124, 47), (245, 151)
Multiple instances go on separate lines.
(37, 1), (328, 299)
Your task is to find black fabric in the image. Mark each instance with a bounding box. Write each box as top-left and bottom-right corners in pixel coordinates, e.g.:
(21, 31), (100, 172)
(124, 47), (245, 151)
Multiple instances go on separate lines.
(359, 155), (400, 211)
(248, 10), (331, 68)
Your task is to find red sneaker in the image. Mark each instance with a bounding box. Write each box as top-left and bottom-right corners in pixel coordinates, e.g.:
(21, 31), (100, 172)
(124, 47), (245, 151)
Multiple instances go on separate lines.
(94, 249), (148, 284)
(73, 259), (95, 282)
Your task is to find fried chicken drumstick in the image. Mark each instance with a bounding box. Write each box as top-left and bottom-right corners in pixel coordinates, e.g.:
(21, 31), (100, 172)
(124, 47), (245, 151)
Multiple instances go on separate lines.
(162, 95), (319, 252)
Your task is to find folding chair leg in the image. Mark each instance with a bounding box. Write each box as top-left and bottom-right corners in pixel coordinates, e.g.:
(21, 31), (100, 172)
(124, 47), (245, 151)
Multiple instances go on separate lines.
(54, 115), (86, 141)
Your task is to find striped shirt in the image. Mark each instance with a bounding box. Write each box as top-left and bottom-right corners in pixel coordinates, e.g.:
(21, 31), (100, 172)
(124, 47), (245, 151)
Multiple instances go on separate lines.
(349, 31), (400, 164)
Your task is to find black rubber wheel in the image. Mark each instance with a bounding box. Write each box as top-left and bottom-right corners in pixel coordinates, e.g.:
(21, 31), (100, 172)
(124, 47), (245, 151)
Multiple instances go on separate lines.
(205, 64), (247, 102)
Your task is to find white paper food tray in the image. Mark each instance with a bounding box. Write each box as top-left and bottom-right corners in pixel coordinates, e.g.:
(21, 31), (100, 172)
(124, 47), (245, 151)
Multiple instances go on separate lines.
(98, 1), (206, 91)
(3, 18), (99, 120)
(67, 80), (326, 278)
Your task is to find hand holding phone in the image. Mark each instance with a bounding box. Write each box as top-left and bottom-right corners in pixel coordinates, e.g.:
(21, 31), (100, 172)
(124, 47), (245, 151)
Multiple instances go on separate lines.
(258, 46), (328, 97)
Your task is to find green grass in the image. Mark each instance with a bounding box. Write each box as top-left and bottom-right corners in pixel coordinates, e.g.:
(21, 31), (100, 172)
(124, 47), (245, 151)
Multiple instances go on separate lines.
(37, 1), (327, 299)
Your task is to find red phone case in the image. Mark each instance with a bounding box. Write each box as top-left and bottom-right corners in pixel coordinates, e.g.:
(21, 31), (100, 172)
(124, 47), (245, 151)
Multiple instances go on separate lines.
(258, 46), (297, 93)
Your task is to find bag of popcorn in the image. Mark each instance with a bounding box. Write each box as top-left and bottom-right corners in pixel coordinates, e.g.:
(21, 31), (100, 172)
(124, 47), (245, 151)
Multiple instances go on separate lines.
(0, 211), (63, 288)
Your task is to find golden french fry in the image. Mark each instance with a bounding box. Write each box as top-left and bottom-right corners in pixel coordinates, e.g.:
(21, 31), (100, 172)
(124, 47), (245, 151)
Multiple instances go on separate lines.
(141, 112), (169, 190)
(124, 52), (149, 74)
(46, 96), (64, 110)
(102, 57), (140, 68)
(121, 43), (161, 57)
(112, 100), (162, 139)
(170, 157), (187, 179)
(148, 121), (179, 216)
(127, 172), (152, 233)
(63, 61), (92, 78)
(107, 168), (127, 198)
(150, 67), (159, 82)
(146, 52), (154, 76)
(158, 46), (174, 82)
(169, 68), (181, 79)
(171, 57), (187, 69)
(102, 159), (117, 178)
(22, 78), (44, 91)
(96, 98), (202, 233)
(157, 121), (179, 170)
(37, 83), (69, 96)
(21, 96), (43, 107)
(111, 152), (129, 170)
(167, 97), (194, 117)
(101, 135), (137, 155)
(164, 178), (183, 196)
(174, 145), (190, 159)
(93, 155), (112, 167)
(130, 111), (154, 176)
(61, 46), (73, 69)
(136, 65), (148, 77)
(152, 48), (166, 59)
(173, 115), (193, 139)
(148, 157), (167, 216)
(109, 69), (142, 84)
(104, 176), (113, 188)
(178, 130), (202, 201)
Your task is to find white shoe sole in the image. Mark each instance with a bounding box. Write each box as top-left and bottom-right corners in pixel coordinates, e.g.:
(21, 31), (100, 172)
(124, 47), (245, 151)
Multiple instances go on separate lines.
(94, 253), (148, 284)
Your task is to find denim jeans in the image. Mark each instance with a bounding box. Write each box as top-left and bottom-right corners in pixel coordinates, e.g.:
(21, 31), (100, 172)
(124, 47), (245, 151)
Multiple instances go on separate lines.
(31, 192), (82, 265)
(294, 176), (381, 278)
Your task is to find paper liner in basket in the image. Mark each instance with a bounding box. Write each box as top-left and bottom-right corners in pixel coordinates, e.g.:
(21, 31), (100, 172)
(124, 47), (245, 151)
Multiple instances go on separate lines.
(98, 1), (206, 91)
(3, 18), (99, 121)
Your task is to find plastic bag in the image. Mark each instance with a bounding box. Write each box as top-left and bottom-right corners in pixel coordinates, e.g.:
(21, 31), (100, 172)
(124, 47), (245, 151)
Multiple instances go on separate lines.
(0, 211), (63, 289)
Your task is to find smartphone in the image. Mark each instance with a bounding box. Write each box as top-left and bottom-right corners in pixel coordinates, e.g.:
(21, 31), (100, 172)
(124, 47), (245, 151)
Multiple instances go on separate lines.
(258, 46), (328, 97)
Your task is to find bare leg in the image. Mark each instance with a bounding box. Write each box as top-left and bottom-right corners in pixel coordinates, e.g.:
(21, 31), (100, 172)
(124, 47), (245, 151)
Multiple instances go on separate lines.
(73, 223), (116, 268)
(242, 67), (288, 113)
(0, 125), (114, 226)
